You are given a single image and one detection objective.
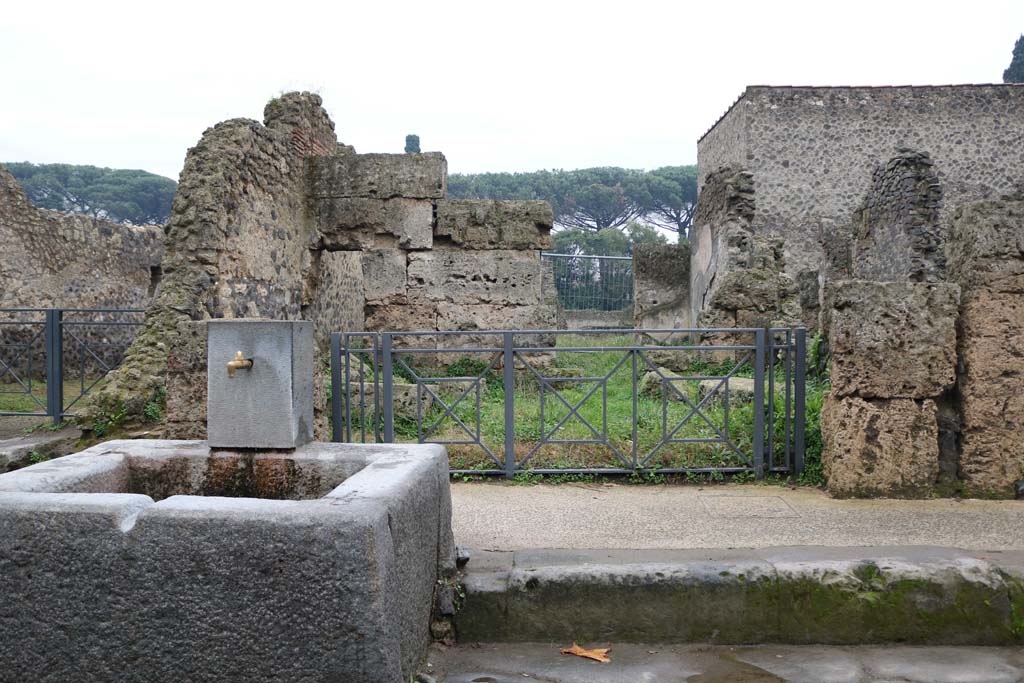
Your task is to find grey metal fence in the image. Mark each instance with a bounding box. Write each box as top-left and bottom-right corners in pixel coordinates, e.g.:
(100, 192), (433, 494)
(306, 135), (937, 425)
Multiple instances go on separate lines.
(541, 253), (633, 311)
(0, 308), (144, 424)
(330, 327), (806, 479)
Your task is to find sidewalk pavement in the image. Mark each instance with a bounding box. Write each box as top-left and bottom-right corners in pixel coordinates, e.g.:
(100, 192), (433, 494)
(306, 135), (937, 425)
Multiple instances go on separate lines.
(450, 481), (1024, 551)
(425, 642), (1024, 683)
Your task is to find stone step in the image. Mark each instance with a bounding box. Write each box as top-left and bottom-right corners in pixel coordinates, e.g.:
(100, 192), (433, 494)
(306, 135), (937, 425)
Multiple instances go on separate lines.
(456, 546), (1024, 646)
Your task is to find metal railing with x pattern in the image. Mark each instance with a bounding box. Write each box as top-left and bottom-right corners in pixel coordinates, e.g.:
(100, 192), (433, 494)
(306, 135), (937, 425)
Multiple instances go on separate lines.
(0, 308), (144, 424)
(331, 327), (806, 478)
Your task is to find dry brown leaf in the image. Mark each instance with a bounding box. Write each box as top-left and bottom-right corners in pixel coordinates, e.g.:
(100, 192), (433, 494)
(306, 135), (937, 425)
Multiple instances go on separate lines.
(560, 642), (612, 663)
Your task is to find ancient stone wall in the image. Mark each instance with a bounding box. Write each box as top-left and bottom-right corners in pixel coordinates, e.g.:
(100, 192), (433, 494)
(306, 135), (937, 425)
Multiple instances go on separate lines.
(819, 144), (1024, 498)
(308, 167), (554, 350)
(0, 165), (165, 379)
(697, 85), (1024, 322)
(633, 243), (691, 331)
(86, 93), (555, 435)
(947, 198), (1024, 497)
(85, 93), (340, 430)
(689, 166), (755, 323)
(0, 164), (164, 311)
(689, 167), (800, 337)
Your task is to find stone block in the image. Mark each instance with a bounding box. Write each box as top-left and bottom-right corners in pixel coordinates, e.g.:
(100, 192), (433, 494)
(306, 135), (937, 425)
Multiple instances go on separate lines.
(824, 280), (959, 399)
(957, 290), (1024, 495)
(207, 320), (314, 449)
(361, 249), (407, 304)
(435, 302), (556, 351)
(386, 198), (433, 250)
(639, 367), (689, 401)
(314, 197), (433, 251)
(365, 302), (438, 332)
(309, 152), (447, 199)
(698, 377), (757, 403)
(434, 199), (552, 250)
(948, 200), (1024, 289)
(821, 394), (940, 497)
(407, 250), (543, 305)
(312, 197), (384, 250)
(634, 243), (692, 332)
(0, 439), (454, 682)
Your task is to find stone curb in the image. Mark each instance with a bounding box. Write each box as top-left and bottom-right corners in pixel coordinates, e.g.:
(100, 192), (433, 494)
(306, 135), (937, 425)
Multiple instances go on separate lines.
(457, 546), (1024, 645)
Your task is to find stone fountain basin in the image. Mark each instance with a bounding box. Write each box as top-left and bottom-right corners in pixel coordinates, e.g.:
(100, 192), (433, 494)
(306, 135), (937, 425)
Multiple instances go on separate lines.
(0, 439), (454, 683)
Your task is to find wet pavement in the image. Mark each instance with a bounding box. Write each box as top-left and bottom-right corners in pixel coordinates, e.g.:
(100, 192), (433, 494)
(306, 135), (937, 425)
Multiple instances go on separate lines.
(424, 643), (1024, 683)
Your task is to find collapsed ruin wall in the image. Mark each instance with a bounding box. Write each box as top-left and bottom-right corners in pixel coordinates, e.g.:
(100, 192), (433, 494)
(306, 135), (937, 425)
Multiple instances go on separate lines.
(84, 93), (554, 436)
(698, 85), (1024, 324)
(688, 167), (800, 337)
(821, 148), (1024, 498)
(0, 165), (165, 377)
(84, 93), (337, 432)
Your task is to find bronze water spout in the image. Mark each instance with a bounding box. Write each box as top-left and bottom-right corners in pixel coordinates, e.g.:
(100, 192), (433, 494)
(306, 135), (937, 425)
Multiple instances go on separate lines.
(226, 351), (253, 378)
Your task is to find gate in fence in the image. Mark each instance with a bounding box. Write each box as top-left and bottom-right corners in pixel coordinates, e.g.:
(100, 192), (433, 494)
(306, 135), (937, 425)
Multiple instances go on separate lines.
(541, 253), (633, 311)
(331, 327), (806, 479)
(0, 308), (144, 425)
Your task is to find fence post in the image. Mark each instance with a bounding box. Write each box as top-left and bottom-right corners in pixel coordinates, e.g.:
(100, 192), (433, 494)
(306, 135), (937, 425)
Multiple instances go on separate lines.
(752, 327), (766, 479)
(330, 332), (342, 443)
(45, 308), (63, 426)
(794, 327), (807, 477)
(381, 333), (395, 443)
(503, 331), (516, 479)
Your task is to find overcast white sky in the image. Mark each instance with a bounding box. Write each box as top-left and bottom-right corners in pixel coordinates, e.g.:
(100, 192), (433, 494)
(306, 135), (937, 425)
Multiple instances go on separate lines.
(2, 0), (1022, 180)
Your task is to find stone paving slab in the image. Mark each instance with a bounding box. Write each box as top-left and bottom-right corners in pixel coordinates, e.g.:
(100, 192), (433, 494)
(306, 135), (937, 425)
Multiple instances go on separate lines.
(451, 482), (1024, 550)
(424, 643), (1024, 683)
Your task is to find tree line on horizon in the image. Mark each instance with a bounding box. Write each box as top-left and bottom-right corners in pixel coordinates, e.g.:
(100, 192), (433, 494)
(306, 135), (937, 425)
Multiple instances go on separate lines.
(447, 166), (698, 242)
(4, 162), (176, 226)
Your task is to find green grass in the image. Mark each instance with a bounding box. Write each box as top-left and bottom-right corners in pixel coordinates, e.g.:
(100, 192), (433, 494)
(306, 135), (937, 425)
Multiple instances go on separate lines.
(339, 334), (827, 484)
(0, 378), (93, 414)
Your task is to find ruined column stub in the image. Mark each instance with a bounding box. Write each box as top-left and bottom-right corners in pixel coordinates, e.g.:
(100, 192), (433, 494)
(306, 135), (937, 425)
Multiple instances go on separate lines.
(207, 320), (314, 449)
